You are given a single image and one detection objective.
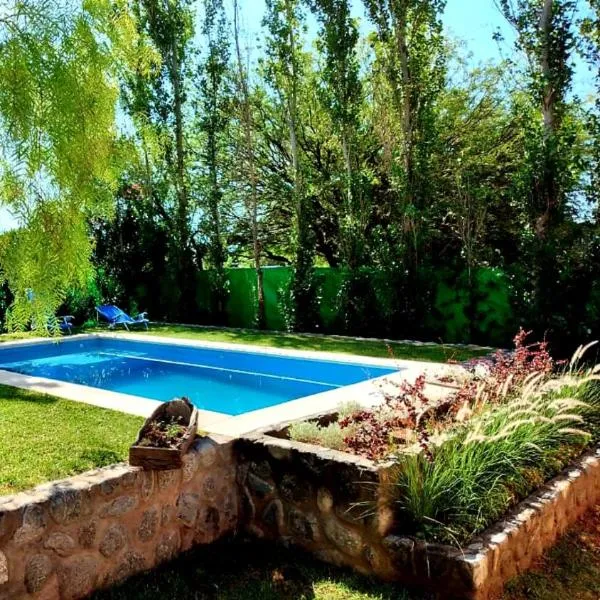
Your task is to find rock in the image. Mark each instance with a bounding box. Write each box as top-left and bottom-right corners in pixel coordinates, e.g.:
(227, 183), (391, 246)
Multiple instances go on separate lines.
(155, 531), (180, 564)
(100, 478), (120, 496)
(0, 510), (17, 544)
(58, 556), (98, 600)
(78, 521), (97, 548)
(383, 535), (415, 568)
(323, 517), (364, 557)
(246, 473), (273, 497)
(25, 554), (53, 594)
(177, 493), (199, 527)
(100, 495), (137, 518)
(157, 470), (179, 490)
(112, 551), (146, 584)
(317, 488), (334, 513)
(161, 504), (175, 526)
(197, 439), (218, 468)
(202, 476), (218, 499)
(99, 524), (127, 557)
(141, 471), (155, 499)
(138, 509), (159, 542)
(0, 551), (7, 585)
(44, 533), (76, 557)
(262, 499), (284, 532)
(268, 445), (291, 461)
(249, 460), (272, 480)
(280, 474), (310, 504)
(121, 471), (139, 488)
(49, 489), (90, 524)
(288, 509), (320, 543)
(14, 504), (47, 544)
(182, 452), (199, 482)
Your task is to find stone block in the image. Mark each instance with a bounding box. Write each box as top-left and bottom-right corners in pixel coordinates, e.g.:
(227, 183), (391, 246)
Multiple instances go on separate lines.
(177, 493), (199, 527)
(44, 532), (76, 557)
(100, 495), (137, 518)
(0, 551), (7, 585)
(99, 524), (127, 557)
(25, 554), (54, 594)
(138, 508), (159, 542)
(323, 516), (363, 557)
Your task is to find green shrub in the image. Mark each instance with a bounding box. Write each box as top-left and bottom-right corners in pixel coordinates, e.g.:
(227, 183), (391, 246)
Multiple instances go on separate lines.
(288, 402), (363, 451)
(391, 350), (600, 545)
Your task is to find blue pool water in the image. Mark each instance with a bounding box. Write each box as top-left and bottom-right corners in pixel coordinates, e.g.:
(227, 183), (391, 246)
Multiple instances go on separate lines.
(0, 338), (396, 415)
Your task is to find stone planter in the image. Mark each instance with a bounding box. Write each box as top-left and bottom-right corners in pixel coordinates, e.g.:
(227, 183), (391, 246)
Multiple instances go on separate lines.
(236, 432), (600, 600)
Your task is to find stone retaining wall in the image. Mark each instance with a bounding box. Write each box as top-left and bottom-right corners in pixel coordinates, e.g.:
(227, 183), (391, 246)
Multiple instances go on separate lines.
(0, 435), (238, 600)
(237, 434), (600, 600)
(2, 431), (600, 600)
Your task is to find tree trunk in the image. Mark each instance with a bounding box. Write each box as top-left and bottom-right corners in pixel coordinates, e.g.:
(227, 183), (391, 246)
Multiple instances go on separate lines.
(234, 0), (265, 328)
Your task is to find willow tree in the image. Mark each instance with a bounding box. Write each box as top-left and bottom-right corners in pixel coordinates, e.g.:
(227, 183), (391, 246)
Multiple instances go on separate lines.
(0, 0), (150, 332)
(364, 0), (446, 269)
(198, 0), (230, 322)
(264, 0), (317, 331)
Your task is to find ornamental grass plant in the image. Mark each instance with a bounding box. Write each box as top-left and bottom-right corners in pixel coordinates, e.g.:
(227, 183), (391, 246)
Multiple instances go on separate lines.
(391, 342), (600, 545)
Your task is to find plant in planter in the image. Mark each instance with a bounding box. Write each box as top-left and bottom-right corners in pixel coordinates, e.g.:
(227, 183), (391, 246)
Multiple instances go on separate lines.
(129, 397), (199, 470)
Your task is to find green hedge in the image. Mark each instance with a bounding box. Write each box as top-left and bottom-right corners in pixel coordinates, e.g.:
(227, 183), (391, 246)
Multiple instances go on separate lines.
(194, 266), (514, 346)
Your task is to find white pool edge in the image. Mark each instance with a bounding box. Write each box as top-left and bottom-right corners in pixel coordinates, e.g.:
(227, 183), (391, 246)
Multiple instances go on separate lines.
(0, 332), (458, 435)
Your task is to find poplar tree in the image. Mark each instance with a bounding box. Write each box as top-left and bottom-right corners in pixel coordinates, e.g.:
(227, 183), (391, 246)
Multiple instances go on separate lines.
(264, 0), (317, 330)
(198, 0), (230, 321)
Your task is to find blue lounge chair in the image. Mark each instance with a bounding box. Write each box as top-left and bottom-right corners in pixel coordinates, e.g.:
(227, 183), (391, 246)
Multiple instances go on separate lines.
(96, 305), (149, 330)
(58, 315), (75, 334)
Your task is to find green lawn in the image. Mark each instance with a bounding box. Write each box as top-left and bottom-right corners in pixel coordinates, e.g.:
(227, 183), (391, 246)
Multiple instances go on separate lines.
(88, 323), (491, 363)
(0, 385), (142, 495)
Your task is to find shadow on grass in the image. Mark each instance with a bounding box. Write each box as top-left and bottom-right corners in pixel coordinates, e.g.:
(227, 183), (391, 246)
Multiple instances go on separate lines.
(0, 383), (58, 404)
(78, 449), (122, 467)
(92, 538), (423, 600)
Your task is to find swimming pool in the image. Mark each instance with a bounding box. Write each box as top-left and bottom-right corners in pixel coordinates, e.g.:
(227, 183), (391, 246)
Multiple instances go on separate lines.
(0, 337), (397, 416)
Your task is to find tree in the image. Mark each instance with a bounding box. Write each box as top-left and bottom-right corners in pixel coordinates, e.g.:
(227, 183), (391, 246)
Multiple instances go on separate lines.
(0, 0), (150, 332)
(197, 0), (231, 322)
(123, 0), (197, 319)
(364, 0), (447, 270)
(263, 0), (318, 330)
(232, 0), (266, 327)
(311, 0), (365, 269)
(497, 0), (585, 332)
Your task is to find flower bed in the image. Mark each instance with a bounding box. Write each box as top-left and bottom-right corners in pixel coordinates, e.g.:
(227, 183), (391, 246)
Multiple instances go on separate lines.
(281, 331), (600, 545)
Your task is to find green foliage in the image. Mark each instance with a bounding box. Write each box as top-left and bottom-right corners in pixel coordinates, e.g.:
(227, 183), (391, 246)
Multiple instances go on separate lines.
(429, 268), (513, 345)
(393, 358), (600, 544)
(0, 0), (150, 332)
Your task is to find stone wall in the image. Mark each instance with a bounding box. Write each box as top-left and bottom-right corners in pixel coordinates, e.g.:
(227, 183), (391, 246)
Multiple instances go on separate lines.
(2, 430), (600, 600)
(0, 436), (238, 600)
(237, 433), (600, 600)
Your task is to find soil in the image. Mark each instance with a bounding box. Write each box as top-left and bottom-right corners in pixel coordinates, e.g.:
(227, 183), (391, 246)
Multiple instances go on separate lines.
(138, 416), (187, 449)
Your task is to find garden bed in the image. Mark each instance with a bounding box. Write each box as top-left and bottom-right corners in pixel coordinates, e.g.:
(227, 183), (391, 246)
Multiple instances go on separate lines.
(236, 431), (600, 600)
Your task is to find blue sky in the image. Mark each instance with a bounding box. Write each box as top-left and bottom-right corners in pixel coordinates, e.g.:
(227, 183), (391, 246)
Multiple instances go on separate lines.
(0, 0), (594, 233)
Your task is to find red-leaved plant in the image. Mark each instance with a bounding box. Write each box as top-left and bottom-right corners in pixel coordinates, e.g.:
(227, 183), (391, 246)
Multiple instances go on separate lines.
(339, 329), (558, 461)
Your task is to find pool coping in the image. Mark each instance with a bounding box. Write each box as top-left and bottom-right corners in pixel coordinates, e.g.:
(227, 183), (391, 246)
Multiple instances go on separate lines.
(0, 332), (460, 436)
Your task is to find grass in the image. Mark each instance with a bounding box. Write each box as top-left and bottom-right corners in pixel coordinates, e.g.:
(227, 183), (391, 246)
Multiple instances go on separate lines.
(92, 538), (416, 600)
(84, 323), (491, 363)
(0, 385), (142, 495)
(90, 507), (600, 600)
